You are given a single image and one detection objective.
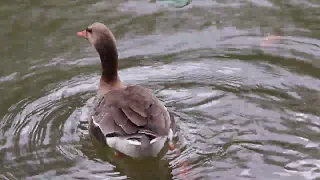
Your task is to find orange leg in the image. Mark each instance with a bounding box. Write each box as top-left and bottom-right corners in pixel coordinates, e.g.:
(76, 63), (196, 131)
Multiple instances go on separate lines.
(168, 142), (189, 180)
(114, 151), (125, 158)
(169, 142), (176, 151)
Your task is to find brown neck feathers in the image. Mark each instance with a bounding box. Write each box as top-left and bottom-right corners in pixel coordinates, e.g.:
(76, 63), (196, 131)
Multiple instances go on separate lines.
(94, 34), (118, 83)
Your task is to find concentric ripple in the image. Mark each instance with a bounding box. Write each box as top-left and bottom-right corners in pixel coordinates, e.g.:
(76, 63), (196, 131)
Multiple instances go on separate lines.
(1, 0), (320, 179)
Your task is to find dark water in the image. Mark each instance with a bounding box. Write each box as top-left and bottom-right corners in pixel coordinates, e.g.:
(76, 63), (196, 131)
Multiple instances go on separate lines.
(1, 0), (320, 179)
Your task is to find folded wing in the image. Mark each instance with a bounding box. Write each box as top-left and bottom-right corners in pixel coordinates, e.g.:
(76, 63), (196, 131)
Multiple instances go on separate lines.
(92, 85), (171, 137)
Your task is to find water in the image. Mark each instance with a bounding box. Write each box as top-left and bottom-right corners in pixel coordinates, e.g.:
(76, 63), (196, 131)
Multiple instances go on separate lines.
(1, 0), (320, 179)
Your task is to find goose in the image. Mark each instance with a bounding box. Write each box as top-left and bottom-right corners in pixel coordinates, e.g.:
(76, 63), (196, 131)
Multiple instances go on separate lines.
(77, 22), (177, 158)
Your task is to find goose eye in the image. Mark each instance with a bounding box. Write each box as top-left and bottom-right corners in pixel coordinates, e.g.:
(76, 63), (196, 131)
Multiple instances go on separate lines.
(86, 28), (92, 33)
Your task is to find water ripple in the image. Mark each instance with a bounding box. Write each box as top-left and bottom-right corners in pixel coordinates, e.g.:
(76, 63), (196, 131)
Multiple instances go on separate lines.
(1, 0), (320, 179)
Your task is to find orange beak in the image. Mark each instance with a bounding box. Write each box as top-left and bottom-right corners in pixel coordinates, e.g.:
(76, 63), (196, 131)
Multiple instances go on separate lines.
(77, 30), (88, 39)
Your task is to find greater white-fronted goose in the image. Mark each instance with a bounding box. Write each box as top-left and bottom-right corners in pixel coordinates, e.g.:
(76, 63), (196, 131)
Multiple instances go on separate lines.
(77, 22), (177, 158)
